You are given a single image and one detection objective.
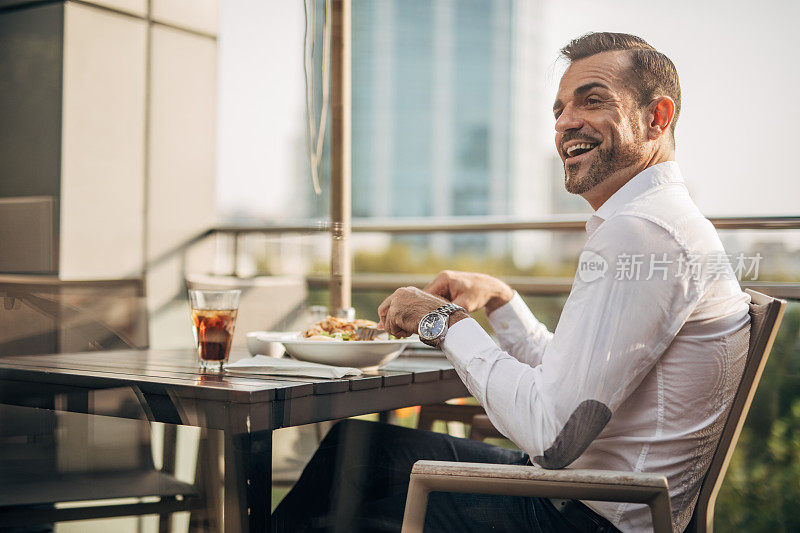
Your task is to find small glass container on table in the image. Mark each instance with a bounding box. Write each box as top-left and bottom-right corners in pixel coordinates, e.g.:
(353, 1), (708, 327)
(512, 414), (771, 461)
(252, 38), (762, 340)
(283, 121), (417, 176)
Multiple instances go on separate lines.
(189, 289), (241, 372)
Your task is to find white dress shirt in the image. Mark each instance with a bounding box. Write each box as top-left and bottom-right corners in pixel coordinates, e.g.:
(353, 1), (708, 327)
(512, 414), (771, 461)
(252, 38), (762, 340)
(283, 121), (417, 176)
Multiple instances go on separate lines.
(442, 161), (750, 532)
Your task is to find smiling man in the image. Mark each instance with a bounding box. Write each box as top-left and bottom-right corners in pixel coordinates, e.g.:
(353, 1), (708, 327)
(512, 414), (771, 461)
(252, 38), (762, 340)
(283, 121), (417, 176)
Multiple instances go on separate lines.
(553, 39), (679, 209)
(273, 33), (750, 533)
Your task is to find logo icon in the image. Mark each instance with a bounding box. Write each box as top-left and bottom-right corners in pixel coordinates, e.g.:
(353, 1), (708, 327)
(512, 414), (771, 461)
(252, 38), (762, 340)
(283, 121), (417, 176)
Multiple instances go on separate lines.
(577, 250), (608, 283)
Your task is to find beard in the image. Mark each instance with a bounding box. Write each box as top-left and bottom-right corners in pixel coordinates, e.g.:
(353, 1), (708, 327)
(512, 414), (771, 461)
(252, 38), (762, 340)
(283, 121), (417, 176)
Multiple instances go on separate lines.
(563, 132), (644, 195)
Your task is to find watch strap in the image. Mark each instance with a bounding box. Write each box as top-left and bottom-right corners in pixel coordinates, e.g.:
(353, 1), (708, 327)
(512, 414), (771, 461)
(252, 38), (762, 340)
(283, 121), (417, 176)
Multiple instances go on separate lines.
(434, 303), (465, 316)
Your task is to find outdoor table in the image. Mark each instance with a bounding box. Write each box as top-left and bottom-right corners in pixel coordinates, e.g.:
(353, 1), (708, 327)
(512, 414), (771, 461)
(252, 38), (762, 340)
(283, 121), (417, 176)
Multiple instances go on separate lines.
(0, 349), (468, 531)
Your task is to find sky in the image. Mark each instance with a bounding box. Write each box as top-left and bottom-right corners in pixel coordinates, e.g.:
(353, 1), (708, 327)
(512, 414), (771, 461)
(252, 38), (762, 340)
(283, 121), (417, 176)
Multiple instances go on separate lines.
(217, 0), (306, 220)
(217, 0), (800, 220)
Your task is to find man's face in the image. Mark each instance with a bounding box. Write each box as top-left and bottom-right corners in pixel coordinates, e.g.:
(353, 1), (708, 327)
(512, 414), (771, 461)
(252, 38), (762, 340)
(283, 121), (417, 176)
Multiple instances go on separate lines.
(553, 51), (648, 195)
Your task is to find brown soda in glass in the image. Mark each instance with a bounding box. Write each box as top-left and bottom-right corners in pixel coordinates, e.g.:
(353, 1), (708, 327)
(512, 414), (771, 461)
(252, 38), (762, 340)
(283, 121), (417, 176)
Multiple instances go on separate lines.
(191, 308), (238, 362)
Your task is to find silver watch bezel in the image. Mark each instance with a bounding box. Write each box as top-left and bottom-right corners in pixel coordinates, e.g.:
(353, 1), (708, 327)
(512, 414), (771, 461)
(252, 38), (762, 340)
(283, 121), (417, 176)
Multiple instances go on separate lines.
(417, 303), (465, 348)
(418, 312), (449, 347)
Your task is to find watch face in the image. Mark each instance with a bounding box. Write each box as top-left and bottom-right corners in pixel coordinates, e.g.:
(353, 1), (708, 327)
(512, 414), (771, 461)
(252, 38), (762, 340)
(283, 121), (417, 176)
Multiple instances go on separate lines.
(419, 313), (446, 339)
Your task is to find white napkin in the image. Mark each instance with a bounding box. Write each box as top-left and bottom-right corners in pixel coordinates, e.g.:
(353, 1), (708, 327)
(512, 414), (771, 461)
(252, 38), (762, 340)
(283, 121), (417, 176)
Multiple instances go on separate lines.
(226, 354), (362, 379)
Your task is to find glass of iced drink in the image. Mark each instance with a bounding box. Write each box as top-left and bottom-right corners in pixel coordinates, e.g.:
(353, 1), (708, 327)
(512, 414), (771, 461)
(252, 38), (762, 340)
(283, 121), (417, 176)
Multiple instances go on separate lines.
(189, 289), (241, 372)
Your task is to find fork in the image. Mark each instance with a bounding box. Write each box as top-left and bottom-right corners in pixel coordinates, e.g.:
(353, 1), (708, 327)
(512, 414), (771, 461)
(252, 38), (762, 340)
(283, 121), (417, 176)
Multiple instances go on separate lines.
(356, 326), (387, 340)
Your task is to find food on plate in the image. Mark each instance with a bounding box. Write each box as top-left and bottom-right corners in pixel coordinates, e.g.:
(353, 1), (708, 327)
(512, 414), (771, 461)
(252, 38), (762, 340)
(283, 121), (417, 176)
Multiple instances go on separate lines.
(302, 316), (390, 341)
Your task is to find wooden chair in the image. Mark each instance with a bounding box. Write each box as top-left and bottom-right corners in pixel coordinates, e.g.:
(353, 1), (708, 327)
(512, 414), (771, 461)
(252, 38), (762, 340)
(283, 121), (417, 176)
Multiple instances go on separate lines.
(0, 279), (201, 528)
(417, 402), (505, 441)
(417, 402), (485, 434)
(402, 290), (785, 533)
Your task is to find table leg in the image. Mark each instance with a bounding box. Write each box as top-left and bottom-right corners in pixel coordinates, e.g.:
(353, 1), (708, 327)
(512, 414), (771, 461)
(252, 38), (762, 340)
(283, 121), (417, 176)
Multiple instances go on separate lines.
(224, 428), (272, 532)
(159, 423), (178, 533)
(189, 428), (223, 532)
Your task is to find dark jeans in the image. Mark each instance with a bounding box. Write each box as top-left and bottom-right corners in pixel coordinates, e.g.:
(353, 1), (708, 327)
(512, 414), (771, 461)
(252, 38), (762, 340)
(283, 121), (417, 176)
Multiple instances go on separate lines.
(272, 419), (581, 532)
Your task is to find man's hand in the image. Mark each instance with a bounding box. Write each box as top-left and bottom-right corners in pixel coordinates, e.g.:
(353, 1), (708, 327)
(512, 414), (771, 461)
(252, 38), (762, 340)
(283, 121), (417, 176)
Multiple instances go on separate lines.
(377, 287), (453, 338)
(424, 270), (514, 314)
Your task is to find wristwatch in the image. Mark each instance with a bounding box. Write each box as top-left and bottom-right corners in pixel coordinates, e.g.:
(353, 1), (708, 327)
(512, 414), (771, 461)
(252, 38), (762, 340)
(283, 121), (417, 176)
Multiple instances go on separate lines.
(418, 303), (465, 348)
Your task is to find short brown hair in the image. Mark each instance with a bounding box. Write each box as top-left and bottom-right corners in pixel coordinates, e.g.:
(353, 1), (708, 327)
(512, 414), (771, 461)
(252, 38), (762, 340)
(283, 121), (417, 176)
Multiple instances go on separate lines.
(561, 32), (681, 142)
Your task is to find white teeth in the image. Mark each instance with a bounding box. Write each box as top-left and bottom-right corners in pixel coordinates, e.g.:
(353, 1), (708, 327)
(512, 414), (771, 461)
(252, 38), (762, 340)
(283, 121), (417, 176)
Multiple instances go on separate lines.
(566, 142), (596, 157)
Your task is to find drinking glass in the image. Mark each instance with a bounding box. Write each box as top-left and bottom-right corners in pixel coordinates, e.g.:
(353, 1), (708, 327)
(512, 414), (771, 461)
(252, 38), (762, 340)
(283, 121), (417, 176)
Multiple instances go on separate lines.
(189, 289), (241, 372)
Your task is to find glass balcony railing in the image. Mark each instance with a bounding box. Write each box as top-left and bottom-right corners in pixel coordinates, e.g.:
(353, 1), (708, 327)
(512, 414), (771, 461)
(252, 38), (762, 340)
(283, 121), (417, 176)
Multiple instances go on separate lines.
(199, 215), (800, 531)
(3, 215), (800, 530)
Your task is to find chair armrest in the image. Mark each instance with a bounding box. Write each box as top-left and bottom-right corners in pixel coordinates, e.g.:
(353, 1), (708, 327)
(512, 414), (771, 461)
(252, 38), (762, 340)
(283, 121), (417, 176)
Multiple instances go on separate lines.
(402, 461), (673, 533)
(412, 460), (668, 489)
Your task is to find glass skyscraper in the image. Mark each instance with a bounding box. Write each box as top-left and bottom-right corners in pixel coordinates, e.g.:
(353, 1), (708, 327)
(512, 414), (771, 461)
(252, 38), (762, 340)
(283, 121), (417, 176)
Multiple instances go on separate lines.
(309, 0), (547, 260)
(351, 0), (545, 255)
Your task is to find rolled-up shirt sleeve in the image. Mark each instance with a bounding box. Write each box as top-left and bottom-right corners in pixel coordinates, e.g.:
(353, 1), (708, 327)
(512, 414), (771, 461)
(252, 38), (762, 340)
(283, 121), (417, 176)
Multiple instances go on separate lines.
(487, 292), (553, 367)
(441, 215), (702, 468)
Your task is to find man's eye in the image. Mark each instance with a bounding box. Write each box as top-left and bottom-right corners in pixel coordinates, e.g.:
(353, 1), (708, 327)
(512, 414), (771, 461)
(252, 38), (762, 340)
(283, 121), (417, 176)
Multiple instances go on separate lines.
(586, 97), (601, 105)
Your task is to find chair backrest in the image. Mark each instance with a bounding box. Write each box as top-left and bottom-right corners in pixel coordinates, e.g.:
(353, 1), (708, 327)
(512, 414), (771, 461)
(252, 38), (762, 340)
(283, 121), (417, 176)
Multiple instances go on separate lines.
(0, 275), (148, 356)
(687, 289), (786, 532)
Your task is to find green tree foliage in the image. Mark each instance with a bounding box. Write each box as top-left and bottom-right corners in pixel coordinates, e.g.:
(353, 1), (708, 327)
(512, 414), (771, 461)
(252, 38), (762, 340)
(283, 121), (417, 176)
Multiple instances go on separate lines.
(716, 303), (800, 532)
(310, 243), (572, 327)
(352, 243), (576, 277)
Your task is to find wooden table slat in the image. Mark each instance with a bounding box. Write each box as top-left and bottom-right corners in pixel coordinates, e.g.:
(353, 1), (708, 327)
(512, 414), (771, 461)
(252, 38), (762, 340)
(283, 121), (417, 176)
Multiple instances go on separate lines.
(311, 380), (350, 395)
(5, 355), (324, 400)
(348, 375), (384, 391)
(0, 350), (460, 405)
(271, 382), (315, 400)
(377, 371), (413, 387)
(8, 355), (293, 387)
(0, 361), (276, 403)
(36, 351), (416, 396)
(440, 368), (458, 379)
(410, 369), (441, 383)
(0, 356), (288, 389)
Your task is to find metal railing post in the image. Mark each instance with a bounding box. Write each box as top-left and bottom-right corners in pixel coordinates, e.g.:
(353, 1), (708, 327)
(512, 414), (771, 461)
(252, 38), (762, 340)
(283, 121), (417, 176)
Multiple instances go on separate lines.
(232, 232), (239, 277)
(329, 0), (352, 314)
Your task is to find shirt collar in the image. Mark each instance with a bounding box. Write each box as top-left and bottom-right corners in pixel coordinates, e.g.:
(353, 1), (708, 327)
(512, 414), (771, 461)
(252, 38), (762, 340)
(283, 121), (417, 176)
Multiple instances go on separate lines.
(585, 161), (684, 236)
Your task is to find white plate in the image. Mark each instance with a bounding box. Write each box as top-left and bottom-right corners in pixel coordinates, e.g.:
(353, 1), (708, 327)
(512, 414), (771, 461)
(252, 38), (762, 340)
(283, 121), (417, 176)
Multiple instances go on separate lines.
(246, 331), (416, 369)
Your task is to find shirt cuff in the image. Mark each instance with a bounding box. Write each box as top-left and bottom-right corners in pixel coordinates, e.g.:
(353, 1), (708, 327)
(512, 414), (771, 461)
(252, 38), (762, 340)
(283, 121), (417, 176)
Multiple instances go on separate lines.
(487, 292), (547, 348)
(441, 317), (498, 369)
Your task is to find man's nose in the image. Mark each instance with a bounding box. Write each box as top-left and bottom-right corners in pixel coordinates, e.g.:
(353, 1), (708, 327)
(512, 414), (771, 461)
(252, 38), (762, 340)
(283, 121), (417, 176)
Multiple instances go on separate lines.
(555, 103), (582, 134)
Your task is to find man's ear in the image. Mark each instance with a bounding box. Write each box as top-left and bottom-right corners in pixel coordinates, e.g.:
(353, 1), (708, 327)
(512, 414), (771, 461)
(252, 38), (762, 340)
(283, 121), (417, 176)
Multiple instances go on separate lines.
(647, 96), (676, 140)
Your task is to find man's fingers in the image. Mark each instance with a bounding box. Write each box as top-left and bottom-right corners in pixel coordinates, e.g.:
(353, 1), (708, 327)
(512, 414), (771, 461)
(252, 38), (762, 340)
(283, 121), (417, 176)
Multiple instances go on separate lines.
(392, 328), (414, 338)
(377, 294), (393, 327)
(389, 309), (415, 338)
(382, 303), (398, 335)
(379, 283), (448, 336)
(384, 311), (405, 338)
(424, 273), (451, 298)
(423, 274), (443, 290)
(377, 296), (390, 316)
(423, 279), (447, 296)
(452, 294), (474, 312)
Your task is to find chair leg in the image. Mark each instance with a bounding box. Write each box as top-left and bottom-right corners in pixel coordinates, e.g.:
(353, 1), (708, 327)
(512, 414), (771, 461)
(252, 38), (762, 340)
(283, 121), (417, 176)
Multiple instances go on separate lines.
(417, 408), (436, 432)
(468, 426), (482, 441)
(401, 476), (431, 533)
(468, 414), (503, 441)
(649, 489), (674, 533)
(417, 402), (485, 433)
